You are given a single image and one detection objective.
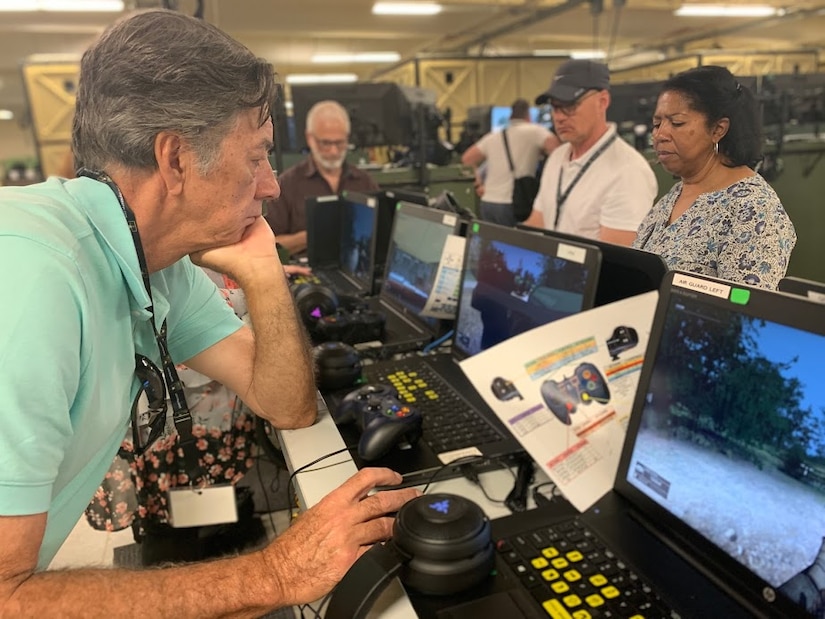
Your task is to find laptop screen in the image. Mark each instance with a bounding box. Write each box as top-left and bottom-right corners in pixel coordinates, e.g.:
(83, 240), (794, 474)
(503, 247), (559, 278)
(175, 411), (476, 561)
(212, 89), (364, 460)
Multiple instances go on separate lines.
(381, 202), (460, 329)
(625, 275), (825, 613)
(453, 222), (600, 359)
(338, 196), (377, 289)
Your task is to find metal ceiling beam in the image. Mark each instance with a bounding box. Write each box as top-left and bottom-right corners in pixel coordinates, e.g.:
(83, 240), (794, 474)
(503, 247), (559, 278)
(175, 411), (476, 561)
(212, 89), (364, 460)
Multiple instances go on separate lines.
(442, 0), (591, 54)
(615, 3), (825, 61)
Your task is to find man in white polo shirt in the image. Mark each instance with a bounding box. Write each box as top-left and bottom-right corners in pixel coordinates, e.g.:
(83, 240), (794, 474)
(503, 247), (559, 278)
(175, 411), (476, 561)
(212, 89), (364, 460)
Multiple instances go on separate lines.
(523, 59), (657, 246)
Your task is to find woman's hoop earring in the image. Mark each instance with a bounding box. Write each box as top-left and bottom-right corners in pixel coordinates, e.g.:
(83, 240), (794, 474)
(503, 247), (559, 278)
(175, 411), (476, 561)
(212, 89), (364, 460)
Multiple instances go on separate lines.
(713, 142), (719, 155)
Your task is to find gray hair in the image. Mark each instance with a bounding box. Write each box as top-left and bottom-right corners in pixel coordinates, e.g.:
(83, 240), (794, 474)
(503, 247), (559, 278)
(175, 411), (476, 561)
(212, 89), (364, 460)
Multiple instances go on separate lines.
(305, 100), (351, 135)
(72, 9), (278, 173)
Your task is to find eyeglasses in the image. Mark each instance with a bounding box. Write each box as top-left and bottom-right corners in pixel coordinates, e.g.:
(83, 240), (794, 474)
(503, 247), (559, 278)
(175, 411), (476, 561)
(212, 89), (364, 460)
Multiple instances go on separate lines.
(550, 90), (599, 117)
(131, 354), (168, 455)
(312, 136), (349, 150)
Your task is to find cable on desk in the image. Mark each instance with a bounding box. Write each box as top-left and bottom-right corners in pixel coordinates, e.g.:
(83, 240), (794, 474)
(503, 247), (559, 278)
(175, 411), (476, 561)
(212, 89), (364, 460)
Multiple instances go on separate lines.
(287, 446), (357, 520)
(422, 329), (453, 354)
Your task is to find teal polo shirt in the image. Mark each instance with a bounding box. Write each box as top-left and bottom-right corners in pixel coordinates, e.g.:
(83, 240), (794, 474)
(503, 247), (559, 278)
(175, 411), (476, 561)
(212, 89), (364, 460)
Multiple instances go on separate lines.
(0, 176), (242, 568)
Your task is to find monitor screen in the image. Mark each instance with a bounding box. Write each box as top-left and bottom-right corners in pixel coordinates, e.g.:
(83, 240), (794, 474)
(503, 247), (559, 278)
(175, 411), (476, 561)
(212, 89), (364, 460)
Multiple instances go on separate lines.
(490, 105), (550, 131)
(625, 288), (825, 610)
(382, 203), (459, 328)
(290, 82), (436, 149)
(454, 224), (598, 358)
(339, 197), (376, 287)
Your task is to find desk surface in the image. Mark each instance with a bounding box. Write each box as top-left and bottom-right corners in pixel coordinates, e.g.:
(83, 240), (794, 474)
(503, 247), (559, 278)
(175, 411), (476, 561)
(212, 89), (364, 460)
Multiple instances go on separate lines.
(276, 392), (546, 618)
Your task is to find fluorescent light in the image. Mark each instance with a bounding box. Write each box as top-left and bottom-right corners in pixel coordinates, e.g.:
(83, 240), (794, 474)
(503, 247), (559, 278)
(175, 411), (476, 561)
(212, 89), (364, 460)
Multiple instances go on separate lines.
(312, 52), (401, 64)
(372, 2), (442, 16)
(533, 49), (606, 60)
(286, 73), (359, 85)
(675, 4), (781, 17)
(0, 109), (13, 120)
(0, 0), (123, 10)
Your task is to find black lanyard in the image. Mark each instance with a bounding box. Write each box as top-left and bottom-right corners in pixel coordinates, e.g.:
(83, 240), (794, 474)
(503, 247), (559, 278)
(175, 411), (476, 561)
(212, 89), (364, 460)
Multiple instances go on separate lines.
(554, 133), (618, 228)
(77, 168), (204, 483)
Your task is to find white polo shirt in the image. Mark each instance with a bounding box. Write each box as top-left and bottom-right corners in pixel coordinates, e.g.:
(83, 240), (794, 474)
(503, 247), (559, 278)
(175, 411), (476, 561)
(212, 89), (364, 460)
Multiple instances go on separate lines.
(532, 123), (657, 239)
(476, 120), (553, 203)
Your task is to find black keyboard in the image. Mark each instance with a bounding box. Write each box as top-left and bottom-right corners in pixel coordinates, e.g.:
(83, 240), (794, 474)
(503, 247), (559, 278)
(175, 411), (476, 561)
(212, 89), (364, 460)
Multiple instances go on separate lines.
(497, 518), (678, 619)
(365, 359), (504, 454)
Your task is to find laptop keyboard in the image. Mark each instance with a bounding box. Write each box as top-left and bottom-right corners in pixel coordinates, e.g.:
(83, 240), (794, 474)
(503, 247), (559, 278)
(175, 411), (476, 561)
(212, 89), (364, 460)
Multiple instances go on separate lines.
(365, 359), (504, 454)
(497, 517), (678, 619)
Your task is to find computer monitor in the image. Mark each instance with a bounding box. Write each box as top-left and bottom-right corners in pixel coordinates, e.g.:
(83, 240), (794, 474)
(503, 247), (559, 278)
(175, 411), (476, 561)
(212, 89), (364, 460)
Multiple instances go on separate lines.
(778, 276), (825, 304)
(517, 225), (668, 307)
(290, 82), (437, 150)
(381, 201), (463, 331)
(339, 193), (378, 292)
(490, 105), (550, 131)
(453, 222), (602, 358)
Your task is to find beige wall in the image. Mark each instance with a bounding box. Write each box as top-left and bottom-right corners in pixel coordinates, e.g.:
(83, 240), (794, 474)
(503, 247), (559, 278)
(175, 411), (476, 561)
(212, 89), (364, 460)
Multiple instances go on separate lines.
(0, 119), (37, 173)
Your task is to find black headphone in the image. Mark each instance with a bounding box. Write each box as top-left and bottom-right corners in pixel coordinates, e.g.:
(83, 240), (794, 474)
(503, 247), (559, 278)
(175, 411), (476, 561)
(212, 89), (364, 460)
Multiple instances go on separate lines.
(290, 282), (339, 326)
(313, 341), (362, 391)
(325, 493), (494, 619)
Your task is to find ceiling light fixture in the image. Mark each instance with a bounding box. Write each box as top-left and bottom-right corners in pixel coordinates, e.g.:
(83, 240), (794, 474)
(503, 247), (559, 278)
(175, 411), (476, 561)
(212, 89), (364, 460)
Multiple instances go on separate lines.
(372, 2), (442, 16)
(675, 4), (781, 17)
(0, 109), (13, 120)
(533, 49), (607, 60)
(285, 73), (359, 85)
(311, 52), (401, 64)
(0, 0), (123, 10)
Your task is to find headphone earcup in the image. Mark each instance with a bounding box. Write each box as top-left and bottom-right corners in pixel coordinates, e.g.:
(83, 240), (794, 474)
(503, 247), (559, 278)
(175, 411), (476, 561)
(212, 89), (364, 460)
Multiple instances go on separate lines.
(313, 342), (363, 391)
(325, 494), (494, 619)
(291, 282), (339, 325)
(393, 493), (494, 595)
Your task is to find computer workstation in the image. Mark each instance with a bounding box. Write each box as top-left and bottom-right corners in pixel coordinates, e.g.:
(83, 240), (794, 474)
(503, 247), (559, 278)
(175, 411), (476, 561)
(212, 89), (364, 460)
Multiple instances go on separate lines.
(280, 270), (825, 619)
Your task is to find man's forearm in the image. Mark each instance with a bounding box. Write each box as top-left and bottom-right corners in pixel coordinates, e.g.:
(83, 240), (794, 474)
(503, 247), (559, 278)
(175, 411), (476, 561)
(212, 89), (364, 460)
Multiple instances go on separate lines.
(277, 231), (307, 255)
(235, 260), (316, 428)
(5, 551), (282, 618)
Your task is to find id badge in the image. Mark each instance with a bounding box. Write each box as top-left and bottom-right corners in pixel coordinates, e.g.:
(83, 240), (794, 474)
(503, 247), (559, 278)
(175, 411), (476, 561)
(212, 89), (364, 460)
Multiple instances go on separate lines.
(167, 484), (238, 528)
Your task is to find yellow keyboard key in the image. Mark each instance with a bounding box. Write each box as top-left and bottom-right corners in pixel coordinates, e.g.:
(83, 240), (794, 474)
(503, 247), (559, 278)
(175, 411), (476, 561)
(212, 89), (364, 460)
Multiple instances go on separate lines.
(551, 558), (569, 569)
(566, 550), (584, 562)
(532, 557), (549, 569)
(585, 594), (604, 607)
(572, 611), (592, 619)
(589, 574), (608, 587)
(601, 586), (620, 599)
(541, 568), (560, 581)
(551, 581), (570, 594)
(563, 569), (582, 582)
(562, 594), (582, 608)
(542, 547), (560, 559)
(542, 599), (573, 619)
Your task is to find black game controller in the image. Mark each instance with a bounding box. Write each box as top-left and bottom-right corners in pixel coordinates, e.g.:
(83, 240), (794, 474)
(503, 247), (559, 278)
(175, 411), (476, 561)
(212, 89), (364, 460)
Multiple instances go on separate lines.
(491, 376), (523, 401)
(606, 325), (639, 360)
(540, 362), (610, 426)
(334, 384), (423, 461)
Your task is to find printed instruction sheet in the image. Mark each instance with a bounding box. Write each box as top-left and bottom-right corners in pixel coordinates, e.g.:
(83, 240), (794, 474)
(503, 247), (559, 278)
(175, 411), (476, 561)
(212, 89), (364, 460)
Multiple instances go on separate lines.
(421, 234), (466, 320)
(460, 291), (658, 511)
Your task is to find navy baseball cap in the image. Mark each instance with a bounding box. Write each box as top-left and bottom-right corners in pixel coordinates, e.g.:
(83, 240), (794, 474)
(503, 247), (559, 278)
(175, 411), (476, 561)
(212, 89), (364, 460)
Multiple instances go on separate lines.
(535, 59), (610, 105)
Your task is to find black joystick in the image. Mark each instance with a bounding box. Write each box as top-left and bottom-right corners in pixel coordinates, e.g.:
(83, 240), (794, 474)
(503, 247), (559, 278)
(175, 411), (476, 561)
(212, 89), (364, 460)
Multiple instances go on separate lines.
(334, 384), (423, 460)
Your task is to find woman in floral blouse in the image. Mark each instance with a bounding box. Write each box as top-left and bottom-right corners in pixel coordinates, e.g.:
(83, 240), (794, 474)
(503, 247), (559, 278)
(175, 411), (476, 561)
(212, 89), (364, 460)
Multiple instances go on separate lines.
(633, 66), (796, 289)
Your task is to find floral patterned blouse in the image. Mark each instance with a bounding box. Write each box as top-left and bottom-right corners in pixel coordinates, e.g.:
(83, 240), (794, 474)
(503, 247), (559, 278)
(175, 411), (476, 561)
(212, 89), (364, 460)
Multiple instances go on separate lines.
(85, 284), (255, 537)
(633, 174), (796, 290)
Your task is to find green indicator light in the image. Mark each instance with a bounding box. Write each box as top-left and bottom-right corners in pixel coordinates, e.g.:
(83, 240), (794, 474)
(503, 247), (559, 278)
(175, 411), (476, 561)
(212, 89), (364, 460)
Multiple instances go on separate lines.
(730, 288), (750, 305)
(472, 222), (480, 233)
(396, 202), (401, 210)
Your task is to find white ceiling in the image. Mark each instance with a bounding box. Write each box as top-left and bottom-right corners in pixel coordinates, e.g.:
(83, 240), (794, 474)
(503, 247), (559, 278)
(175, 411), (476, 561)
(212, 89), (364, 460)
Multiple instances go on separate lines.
(1, 0), (825, 119)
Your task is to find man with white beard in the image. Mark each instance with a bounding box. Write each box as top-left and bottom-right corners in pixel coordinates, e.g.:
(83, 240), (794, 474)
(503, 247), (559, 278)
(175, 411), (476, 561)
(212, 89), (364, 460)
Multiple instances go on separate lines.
(264, 100), (379, 258)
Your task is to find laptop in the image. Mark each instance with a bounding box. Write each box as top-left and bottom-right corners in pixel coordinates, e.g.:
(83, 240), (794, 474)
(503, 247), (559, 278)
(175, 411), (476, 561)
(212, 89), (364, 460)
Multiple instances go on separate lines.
(412, 270), (825, 619)
(517, 224), (669, 307)
(364, 201), (464, 354)
(302, 192), (379, 297)
(350, 222), (602, 486)
(347, 189), (398, 294)
(779, 275), (825, 305)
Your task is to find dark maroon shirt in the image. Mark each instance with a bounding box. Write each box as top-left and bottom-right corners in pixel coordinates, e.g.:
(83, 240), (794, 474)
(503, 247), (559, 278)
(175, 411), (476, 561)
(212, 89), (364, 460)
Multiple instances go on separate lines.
(264, 156), (380, 241)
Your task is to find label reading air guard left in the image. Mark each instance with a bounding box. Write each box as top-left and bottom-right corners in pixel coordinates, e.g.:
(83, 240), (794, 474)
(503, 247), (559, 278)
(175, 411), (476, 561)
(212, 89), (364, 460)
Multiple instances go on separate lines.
(672, 274), (730, 300)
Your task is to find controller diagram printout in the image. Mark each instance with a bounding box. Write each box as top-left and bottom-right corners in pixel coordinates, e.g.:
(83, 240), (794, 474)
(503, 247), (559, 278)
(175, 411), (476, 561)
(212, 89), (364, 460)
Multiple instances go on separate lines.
(460, 292), (658, 511)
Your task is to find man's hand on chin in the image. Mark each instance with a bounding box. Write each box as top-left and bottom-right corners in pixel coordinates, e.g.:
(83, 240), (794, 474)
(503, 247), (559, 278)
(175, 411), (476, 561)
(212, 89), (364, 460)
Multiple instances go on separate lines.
(190, 217), (278, 280)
